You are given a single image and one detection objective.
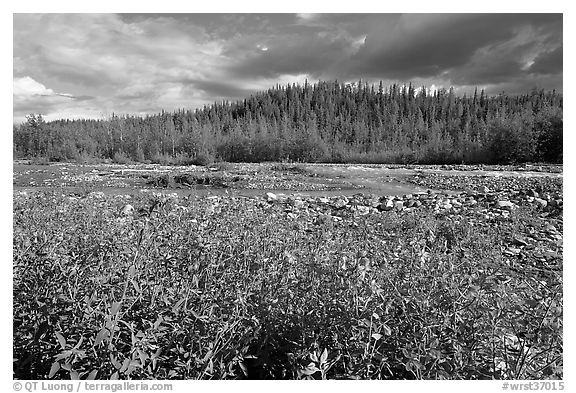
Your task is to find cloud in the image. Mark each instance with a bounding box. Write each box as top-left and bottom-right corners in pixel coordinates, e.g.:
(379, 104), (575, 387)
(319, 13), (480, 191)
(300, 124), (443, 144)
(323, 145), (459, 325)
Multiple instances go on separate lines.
(222, 13), (562, 95)
(347, 14), (561, 81)
(13, 76), (83, 122)
(14, 76), (56, 97)
(183, 79), (257, 101)
(529, 45), (563, 75)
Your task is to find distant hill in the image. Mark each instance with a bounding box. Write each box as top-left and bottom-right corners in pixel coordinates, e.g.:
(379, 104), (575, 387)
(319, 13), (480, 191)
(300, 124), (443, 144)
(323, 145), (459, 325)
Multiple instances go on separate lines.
(13, 81), (562, 165)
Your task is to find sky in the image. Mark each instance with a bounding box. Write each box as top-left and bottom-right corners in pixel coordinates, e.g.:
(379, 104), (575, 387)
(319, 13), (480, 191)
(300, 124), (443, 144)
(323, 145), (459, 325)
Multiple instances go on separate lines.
(13, 13), (563, 123)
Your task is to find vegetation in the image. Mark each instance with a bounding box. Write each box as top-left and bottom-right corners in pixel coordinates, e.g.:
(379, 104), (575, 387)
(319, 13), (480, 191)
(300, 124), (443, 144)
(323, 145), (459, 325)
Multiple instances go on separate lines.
(13, 82), (562, 165)
(13, 187), (562, 380)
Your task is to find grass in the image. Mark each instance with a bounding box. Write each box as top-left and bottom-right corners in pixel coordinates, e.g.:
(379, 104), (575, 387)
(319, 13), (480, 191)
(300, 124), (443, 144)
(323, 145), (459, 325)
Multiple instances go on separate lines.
(13, 190), (562, 380)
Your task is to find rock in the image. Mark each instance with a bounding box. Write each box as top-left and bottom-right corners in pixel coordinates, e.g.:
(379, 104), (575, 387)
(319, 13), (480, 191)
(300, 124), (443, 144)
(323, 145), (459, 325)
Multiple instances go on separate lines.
(292, 199), (305, 209)
(544, 224), (557, 233)
(512, 236), (529, 247)
(357, 206), (370, 215)
(120, 204), (134, 216)
(482, 186), (491, 193)
(534, 198), (548, 208)
(527, 189), (539, 198)
(205, 204), (216, 215)
(496, 200), (515, 210)
(394, 201), (404, 211)
(266, 192), (277, 201)
(333, 196), (349, 209)
(504, 247), (522, 256)
(379, 199), (394, 211)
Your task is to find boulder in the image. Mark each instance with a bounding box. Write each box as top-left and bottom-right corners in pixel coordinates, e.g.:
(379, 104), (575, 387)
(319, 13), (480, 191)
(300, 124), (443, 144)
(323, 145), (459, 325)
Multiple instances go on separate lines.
(333, 196), (349, 209)
(496, 200), (515, 210)
(534, 198), (548, 208)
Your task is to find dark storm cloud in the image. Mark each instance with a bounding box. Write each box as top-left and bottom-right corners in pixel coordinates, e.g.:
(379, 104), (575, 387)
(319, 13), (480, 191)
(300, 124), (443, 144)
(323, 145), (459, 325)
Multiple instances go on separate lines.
(225, 13), (562, 92)
(529, 45), (563, 74)
(354, 14), (560, 79)
(226, 36), (353, 79)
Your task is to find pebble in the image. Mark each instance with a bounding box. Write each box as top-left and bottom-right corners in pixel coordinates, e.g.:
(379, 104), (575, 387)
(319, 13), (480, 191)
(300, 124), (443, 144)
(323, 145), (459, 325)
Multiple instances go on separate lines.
(120, 204), (134, 216)
(534, 198), (548, 208)
(266, 192), (278, 201)
(496, 200), (515, 210)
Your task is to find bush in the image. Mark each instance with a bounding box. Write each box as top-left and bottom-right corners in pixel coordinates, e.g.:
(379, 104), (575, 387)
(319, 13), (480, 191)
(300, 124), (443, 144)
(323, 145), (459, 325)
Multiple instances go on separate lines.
(190, 150), (215, 166)
(535, 107), (563, 163)
(30, 156), (50, 165)
(112, 151), (132, 165)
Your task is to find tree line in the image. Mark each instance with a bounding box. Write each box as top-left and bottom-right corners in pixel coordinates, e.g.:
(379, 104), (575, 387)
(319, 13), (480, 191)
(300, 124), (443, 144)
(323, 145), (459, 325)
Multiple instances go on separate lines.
(13, 81), (563, 165)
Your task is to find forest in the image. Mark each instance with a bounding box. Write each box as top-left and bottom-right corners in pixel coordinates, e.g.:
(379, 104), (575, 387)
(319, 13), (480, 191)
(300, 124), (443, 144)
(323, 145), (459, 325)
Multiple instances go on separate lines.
(13, 81), (563, 165)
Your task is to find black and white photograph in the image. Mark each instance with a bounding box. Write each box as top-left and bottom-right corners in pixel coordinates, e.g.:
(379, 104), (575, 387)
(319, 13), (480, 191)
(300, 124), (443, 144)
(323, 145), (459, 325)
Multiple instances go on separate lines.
(11, 8), (564, 386)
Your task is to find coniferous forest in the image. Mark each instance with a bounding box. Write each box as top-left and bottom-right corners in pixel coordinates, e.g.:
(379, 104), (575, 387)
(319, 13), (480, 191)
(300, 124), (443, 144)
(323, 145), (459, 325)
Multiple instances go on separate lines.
(13, 81), (563, 165)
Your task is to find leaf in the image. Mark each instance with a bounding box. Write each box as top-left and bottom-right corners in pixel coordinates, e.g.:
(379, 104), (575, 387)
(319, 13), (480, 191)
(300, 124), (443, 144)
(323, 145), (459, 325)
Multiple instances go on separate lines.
(110, 354), (122, 370)
(300, 362), (320, 376)
(111, 302), (122, 316)
(137, 349), (148, 365)
(131, 279), (140, 293)
(34, 321), (50, 341)
(74, 336), (84, 349)
(94, 328), (109, 346)
(55, 332), (67, 349)
(110, 371), (119, 380)
(153, 316), (163, 330)
(172, 298), (186, 314)
(87, 369), (98, 380)
(372, 333), (383, 341)
(309, 352), (318, 362)
(202, 349), (214, 363)
(239, 361), (248, 377)
(524, 299), (540, 308)
(128, 265), (136, 278)
(55, 350), (72, 361)
(48, 362), (60, 378)
(381, 323), (392, 336)
(320, 348), (328, 364)
(120, 358), (130, 373)
(70, 370), (79, 380)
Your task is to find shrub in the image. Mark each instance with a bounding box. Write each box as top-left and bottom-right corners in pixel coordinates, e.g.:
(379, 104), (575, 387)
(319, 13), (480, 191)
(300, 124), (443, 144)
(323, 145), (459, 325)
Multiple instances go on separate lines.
(112, 151), (132, 165)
